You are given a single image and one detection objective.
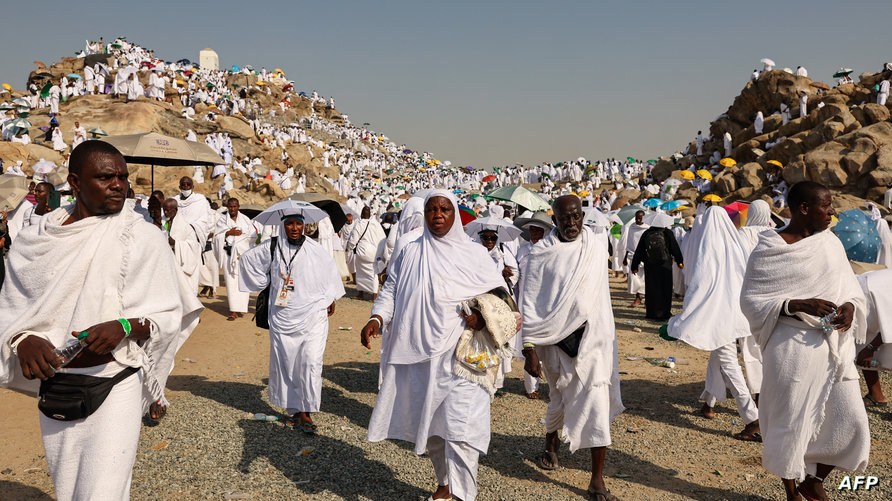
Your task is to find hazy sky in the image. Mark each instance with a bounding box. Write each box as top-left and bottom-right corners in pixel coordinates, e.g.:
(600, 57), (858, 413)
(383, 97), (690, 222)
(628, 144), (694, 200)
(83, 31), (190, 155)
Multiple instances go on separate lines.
(1, 1), (889, 168)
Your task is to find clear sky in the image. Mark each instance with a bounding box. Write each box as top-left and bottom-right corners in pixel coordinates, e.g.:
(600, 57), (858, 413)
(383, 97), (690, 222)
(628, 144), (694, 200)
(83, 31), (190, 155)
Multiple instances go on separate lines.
(1, 1), (889, 168)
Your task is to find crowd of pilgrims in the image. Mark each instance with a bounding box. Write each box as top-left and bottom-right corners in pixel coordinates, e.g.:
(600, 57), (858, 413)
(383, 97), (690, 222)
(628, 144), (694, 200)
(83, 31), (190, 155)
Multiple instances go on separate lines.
(1, 39), (891, 501)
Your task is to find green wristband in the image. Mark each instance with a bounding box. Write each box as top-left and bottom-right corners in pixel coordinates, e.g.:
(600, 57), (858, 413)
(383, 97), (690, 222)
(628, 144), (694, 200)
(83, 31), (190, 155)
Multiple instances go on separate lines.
(117, 318), (132, 338)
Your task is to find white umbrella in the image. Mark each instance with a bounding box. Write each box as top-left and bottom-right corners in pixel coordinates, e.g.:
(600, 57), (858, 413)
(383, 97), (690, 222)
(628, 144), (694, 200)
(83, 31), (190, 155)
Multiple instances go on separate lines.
(643, 212), (675, 228)
(253, 200), (329, 226)
(32, 159), (57, 175)
(583, 207), (610, 228)
(760, 58), (776, 67)
(464, 216), (522, 242)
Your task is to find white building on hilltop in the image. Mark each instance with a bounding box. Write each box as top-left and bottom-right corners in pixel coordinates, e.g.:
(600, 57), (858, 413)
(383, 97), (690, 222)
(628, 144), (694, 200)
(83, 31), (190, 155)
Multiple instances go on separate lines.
(199, 48), (219, 70)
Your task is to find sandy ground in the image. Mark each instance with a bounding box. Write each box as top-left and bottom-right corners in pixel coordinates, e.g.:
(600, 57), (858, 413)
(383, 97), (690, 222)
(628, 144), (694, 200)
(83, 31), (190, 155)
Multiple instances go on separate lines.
(1, 276), (890, 500)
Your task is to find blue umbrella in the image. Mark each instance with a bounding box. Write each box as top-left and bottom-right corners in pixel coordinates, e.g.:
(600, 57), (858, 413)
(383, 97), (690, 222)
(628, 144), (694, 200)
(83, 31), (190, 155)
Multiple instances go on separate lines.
(832, 209), (881, 263)
(231, 65), (241, 72)
(660, 200), (685, 211)
(299, 91), (307, 97)
(453, 189), (464, 194)
(642, 198), (663, 208)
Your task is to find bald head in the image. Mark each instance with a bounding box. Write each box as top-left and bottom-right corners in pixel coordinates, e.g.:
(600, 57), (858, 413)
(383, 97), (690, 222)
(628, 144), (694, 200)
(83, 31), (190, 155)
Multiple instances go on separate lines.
(162, 198), (178, 221)
(552, 195), (583, 241)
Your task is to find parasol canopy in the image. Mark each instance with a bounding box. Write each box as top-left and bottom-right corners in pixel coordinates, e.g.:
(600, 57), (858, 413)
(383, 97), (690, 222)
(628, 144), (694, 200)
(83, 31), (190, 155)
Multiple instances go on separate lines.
(833, 68), (854, 78)
(832, 209), (881, 263)
(32, 159), (57, 175)
(88, 127), (108, 137)
(703, 194), (722, 202)
(760, 58), (776, 67)
(582, 207), (610, 228)
(643, 212), (675, 228)
(766, 159), (783, 169)
(660, 200), (689, 212)
(679, 170), (695, 180)
(616, 204), (646, 224)
(66, 73), (82, 80)
(1, 83), (11, 91)
(253, 200), (329, 227)
(100, 131), (225, 191)
(486, 185), (550, 211)
(696, 169), (713, 180)
(719, 158), (736, 168)
(286, 193), (348, 232)
(642, 198), (663, 208)
(723, 201), (750, 228)
(464, 216), (522, 242)
(0, 174), (30, 211)
(457, 204), (478, 226)
(482, 174), (496, 183)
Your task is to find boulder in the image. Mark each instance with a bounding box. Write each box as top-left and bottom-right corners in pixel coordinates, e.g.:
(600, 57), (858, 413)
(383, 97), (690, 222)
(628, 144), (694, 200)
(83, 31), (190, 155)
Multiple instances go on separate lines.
(736, 162), (764, 189)
(862, 103), (891, 125)
(802, 149), (849, 187)
(841, 151), (876, 177)
(714, 171), (737, 194)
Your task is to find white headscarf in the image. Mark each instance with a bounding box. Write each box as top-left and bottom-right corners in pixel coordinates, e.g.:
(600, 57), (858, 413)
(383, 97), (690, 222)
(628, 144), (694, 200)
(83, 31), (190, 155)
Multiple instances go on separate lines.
(383, 189), (506, 364)
(739, 199), (773, 254)
(396, 196), (424, 240)
(669, 206), (751, 350)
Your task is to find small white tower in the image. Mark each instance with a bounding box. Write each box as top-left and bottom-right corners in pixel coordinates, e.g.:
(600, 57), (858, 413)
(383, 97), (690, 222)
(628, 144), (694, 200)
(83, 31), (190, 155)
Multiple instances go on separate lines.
(199, 48), (219, 71)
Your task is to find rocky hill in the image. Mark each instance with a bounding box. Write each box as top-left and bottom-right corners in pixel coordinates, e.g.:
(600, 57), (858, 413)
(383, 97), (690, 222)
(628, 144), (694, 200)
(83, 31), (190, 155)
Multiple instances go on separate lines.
(652, 68), (892, 214)
(2, 53), (391, 205)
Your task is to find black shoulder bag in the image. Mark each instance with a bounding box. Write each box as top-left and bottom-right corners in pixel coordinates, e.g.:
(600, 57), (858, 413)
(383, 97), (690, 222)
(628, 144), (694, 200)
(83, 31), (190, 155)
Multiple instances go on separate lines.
(254, 236), (278, 329)
(38, 366), (140, 421)
(556, 322), (587, 358)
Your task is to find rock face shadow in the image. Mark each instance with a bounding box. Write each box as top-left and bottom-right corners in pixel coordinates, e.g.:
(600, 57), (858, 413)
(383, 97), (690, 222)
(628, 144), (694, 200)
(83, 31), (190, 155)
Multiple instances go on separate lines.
(0, 480), (54, 500)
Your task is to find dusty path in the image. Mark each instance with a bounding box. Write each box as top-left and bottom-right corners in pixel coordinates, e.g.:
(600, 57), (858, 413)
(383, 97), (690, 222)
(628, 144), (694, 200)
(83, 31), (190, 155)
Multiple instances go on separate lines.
(1, 277), (889, 500)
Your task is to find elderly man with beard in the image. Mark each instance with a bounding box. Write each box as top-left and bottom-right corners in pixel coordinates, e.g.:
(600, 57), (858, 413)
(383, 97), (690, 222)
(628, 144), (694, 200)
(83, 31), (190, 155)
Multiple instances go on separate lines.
(521, 195), (623, 501)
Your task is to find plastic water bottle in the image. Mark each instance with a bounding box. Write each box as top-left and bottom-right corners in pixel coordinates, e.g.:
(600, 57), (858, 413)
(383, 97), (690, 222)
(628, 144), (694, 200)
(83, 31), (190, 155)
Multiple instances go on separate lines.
(53, 332), (90, 367)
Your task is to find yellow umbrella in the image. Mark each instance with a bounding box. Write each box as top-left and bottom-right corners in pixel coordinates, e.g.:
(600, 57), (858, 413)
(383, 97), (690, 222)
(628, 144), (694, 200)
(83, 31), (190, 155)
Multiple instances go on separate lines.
(569, 192), (578, 197)
(719, 157), (737, 168)
(703, 194), (722, 202)
(256, 81), (267, 86)
(274, 68), (284, 74)
(176, 79), (186, 85)
(679, 170), (695, 180)
(696, 169), (713, 180)
(1, 83), (11, 91)
(578, 190), (590, 197)
(767, 159), (783, 169)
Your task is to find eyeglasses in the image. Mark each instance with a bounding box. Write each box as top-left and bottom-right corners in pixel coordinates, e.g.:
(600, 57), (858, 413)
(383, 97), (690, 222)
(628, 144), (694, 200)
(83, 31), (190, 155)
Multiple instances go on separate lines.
(479, 235), (498, 242)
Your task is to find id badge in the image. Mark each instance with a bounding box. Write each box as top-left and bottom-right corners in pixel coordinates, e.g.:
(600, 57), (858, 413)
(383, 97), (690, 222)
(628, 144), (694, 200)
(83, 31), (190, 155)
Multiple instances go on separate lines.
(275, 287), (290, 307)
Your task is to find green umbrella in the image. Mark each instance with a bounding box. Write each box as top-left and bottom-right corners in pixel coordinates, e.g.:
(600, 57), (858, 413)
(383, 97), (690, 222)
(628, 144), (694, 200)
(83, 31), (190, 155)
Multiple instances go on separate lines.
(647, 159), (657, 164)
(486, 185), (551, 211)
(616, 204), (647, 224)
(833, 68), (853, 78)
(626, 156), (636, 162)
(40, 82), (52, 98)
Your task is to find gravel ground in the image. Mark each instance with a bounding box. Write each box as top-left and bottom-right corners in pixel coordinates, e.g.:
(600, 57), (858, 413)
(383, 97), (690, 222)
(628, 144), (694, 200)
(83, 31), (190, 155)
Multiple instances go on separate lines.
(2, 278), (891, 500)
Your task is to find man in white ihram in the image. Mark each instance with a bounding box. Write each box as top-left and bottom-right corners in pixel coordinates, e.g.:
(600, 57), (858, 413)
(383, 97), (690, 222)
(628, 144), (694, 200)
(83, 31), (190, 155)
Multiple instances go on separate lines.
(214, 198), (256, 321)
(347, 206), (386, 300)
(521, 195), (623, 501)
(741, 181), (869, 501)
(0, 141), (201, 501)
(617, 210), (649, 307)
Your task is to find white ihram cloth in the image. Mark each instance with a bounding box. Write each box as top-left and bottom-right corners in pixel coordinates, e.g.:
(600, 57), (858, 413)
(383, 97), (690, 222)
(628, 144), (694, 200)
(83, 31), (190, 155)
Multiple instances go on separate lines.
(618, 222), (649, 294)
(239, 234), (344, 412)
(199, 211), (222, 290)
(368, 191), (504, 501)
(175, 192), (212, 237)
(736, 199), (773, 393)
(214, 211), (256, 313)
(0, 201), (202, 500)
(168, 215), (202, 293)
(347, 218), (386, 293)
(856, 269), (892, 369)
(520, 226), (623, 452)
(740, 229), (869, 480)
(669, 208), (757, 419)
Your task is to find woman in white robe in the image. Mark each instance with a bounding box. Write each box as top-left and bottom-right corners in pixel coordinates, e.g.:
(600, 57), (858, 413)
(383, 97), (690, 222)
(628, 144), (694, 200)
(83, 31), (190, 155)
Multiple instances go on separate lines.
(363, 190), (505, 501)
(239, 213), (344, 431)
(668, 207), (759, 439)
(737, 200), (773, 397)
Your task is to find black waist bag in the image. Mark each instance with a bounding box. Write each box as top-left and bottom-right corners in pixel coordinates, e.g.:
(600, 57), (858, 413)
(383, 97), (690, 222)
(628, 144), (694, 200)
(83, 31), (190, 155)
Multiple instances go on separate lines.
(38, 366), (139, 421)
(555, 323), (586, 358)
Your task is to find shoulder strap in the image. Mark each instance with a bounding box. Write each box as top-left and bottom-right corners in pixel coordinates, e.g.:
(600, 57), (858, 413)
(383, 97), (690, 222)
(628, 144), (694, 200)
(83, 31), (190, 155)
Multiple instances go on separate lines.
(353, 221), (370, 253)
(269, 236), (278, 261)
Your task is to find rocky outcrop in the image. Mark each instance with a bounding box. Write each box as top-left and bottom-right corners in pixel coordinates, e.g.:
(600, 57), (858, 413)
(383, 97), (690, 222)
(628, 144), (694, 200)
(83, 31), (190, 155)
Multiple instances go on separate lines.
(656, 68), (892, 212)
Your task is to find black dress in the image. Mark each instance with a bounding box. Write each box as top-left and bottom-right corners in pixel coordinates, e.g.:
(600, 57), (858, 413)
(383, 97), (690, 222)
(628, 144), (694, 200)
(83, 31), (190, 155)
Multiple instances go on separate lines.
(631, 227), (683, 320)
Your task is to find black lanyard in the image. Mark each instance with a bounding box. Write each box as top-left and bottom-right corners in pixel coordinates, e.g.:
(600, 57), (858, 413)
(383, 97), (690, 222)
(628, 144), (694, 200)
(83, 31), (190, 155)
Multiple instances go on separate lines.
(277, 235), (305, 280)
